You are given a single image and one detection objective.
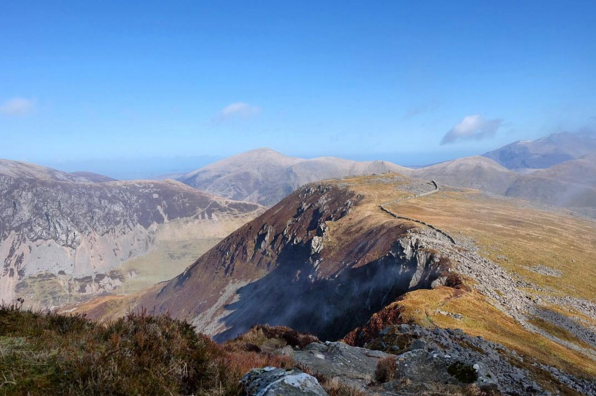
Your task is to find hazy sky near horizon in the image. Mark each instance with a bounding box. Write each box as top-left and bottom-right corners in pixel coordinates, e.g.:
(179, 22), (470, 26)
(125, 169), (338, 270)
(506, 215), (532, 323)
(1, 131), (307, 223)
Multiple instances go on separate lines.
(1, 1), (595, 171)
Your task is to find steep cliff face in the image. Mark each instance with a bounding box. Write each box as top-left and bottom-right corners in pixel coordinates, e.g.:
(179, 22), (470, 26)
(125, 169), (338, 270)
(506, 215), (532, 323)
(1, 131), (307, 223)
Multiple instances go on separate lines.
(0, 173), (263, 307)
(84, 176), (454, 341)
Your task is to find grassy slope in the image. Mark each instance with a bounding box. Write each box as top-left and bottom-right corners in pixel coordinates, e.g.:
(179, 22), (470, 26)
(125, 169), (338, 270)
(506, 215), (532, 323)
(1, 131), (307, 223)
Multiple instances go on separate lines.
(114, 238), (222, 294)
(372, 181), (596, 385)
(385, 189), (596, 301)
(328, 174), (596, 388)
(396, 288), (595, 392)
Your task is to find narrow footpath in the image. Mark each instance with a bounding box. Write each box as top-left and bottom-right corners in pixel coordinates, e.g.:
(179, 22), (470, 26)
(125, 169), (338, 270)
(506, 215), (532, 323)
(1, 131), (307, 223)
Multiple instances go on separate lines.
(379, 181), (458, 245)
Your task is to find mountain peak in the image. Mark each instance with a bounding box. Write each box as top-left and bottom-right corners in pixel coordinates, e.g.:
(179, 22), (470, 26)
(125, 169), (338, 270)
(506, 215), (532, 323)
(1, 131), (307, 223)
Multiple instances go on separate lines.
(245, 147), (281, 154)
(484, 132), (596, 170)
(177, 149), (408, 206)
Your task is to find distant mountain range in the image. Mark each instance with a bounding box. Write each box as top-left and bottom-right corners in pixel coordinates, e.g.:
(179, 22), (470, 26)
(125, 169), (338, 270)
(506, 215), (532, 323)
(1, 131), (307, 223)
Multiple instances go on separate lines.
(3, 131), (596, 308)
(409, 154), (596, 217)
(178, 148), (410, 206)
(483, 131), (596, 171)
(0, 159), (263, 308)
(173, 133), (596, 216)
(0, 159), (96, 183)
(68, 171), (117, 183)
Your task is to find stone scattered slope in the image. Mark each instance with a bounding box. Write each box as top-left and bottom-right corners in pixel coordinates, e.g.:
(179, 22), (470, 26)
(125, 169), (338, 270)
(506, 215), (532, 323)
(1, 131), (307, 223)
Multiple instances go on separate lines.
(483, 132), (596, 171)
(178, 148), (411, 206)
(0, 165), (264, 308)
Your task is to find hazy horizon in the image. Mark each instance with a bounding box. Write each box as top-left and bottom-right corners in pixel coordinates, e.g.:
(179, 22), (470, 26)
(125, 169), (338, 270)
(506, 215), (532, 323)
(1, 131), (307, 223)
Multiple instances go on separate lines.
(2, 1), (595, 170)
(34, 147), (484, 179)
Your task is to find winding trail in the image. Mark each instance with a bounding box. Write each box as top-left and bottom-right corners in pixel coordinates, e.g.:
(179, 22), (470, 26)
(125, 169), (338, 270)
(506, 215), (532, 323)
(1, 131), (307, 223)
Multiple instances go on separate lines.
(379, 180), (458, 245)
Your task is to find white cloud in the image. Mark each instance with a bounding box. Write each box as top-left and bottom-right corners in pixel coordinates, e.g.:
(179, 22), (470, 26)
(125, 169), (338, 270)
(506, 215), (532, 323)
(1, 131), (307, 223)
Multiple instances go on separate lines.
(441, 114), (502, 145)
(215, 102), (260, 123)
(0, 98), (34, 116)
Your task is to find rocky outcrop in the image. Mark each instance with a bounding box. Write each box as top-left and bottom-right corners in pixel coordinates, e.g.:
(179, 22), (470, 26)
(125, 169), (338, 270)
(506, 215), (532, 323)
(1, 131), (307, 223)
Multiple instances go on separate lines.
(373, 324), (596, 395)
(294, 342), (390, 390)
(292, 324), (596, 396)
(240, 367), (328, 396)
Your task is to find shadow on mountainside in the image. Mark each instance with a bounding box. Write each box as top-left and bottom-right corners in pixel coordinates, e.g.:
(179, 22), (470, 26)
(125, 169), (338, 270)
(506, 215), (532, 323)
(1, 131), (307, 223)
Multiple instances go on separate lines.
(213, 241), (446, 343)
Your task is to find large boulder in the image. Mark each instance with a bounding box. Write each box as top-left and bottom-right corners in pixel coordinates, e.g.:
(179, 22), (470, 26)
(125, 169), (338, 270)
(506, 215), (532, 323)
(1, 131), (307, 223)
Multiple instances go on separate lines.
(294, 341), (390, 390)
(240, 367), (328, 396)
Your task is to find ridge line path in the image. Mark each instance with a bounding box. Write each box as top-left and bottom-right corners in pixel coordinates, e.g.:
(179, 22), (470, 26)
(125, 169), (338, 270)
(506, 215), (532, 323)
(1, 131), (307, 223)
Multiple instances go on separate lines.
(379, 180), (458, 245)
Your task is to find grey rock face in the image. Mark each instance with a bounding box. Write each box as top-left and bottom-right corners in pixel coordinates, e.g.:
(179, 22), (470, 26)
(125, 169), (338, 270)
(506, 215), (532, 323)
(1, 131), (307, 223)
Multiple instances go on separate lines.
(369, 324), (596, 396)
(294, 342), (390, 390)
(240, 367), (328, 396)
(0, 174), (262, 306)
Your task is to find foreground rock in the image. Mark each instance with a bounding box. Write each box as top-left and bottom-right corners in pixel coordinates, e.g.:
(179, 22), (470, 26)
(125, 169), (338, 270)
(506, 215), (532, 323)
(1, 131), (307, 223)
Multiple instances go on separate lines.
(369, 324), (596, 396)
(241, 367), (328, 396)
(294, 341), (390, 390)
(289, 323), (596, 395)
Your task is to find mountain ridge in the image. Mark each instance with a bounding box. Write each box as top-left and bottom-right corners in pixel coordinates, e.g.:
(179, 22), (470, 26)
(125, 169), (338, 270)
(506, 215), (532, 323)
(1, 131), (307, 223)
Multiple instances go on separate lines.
(483, 132), (596, 171)
(178, 149), (411, 206)
(0, 163), (264, 308)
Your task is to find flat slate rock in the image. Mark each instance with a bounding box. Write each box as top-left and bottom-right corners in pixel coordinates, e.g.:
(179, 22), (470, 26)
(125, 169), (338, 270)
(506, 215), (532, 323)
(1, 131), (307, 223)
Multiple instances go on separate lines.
(241, 367), (328, 396)
(294, 341), (390, 390)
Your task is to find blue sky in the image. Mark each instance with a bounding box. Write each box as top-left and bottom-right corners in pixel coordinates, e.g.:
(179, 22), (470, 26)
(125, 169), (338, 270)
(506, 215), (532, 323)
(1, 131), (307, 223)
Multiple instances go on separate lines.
(1, 1), (595, 176)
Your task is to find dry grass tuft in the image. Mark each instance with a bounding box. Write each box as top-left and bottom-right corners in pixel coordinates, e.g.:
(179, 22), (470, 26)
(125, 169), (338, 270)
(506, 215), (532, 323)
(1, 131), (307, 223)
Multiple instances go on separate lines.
(374, 355), (398, 383)
(225, 324), (319, 353)
(0, 305), (292, 396)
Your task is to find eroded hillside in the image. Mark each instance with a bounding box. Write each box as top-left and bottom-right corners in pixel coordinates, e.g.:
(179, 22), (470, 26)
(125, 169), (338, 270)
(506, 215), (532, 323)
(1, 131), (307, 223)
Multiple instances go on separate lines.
(0, 173), (264, 308)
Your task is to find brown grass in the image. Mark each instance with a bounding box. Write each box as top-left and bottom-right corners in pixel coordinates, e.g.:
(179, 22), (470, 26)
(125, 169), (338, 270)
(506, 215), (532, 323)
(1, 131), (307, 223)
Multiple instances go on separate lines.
(225, 324), (319, 354)
(0, 305), (292, 396)
(395, 287), (596, 392)
(374, 356), (398, 383)
(384, 189), (596, 301)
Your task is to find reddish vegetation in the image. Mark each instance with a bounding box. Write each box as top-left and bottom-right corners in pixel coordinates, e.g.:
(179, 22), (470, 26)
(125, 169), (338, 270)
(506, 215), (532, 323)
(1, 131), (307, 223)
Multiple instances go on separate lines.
(343, 301), (405, 347)
(0, 306), (293, 396)
(375, 356), (398, 383)
(227, 325), (319, 351)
